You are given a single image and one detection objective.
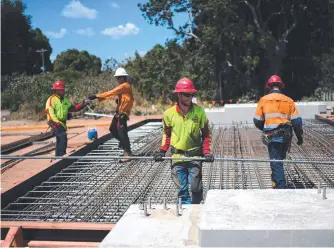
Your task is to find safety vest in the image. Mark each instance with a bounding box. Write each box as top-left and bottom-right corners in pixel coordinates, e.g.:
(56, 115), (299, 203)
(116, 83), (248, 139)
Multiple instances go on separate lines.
(161, 104), (211, 157)
(254, 91), (300, 131)
(96, 82), (134, 116)
(45, 94), (73, 129)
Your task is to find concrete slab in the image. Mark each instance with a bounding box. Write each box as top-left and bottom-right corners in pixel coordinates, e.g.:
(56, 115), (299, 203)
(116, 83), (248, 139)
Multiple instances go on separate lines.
(199, 189), (334, 247)
(99, 204), (201, 248)
(205, 102), (327, 124)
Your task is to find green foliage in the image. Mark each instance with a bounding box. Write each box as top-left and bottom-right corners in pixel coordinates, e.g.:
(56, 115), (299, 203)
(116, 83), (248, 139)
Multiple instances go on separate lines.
(138, 0), (334, 100)
(1, 0), (52, 75)
(315, 51), (334, 91)
(53, 49), (102, 74)
(2, 0), (334, 118)
(103, 57), (119, 72)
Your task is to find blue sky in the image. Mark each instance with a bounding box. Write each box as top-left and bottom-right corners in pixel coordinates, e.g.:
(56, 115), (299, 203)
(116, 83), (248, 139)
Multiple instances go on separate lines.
(22, 0), (187, 63)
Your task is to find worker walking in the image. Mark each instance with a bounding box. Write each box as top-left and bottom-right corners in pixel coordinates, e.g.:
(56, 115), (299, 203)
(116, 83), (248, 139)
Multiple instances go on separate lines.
(88, 68), (134, 163)
(45, 80), (88, 157)
(253, 75), (304, 189)
(154, 78), (214, 204)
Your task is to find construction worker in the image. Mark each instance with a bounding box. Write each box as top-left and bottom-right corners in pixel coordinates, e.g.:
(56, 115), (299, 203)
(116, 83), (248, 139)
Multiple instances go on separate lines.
(153, 77), (214, 204)
(253, 75), (303, 189)
(88, 68), (134, 163)
(45, 80), (88, 157)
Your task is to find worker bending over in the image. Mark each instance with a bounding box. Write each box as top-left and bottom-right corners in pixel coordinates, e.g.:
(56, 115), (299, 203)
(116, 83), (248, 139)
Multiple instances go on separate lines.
(253, 75), (304, 189)
(154, 78), (214, 204)
(45, 80), (88, 157)
(88, 68), (134, 163)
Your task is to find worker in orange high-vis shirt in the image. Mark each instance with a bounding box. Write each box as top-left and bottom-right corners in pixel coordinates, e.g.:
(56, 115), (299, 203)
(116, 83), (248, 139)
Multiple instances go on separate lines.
(46, 80), (89, 157)
(88, 68), (134, 163)
(253, 75), (303, 189)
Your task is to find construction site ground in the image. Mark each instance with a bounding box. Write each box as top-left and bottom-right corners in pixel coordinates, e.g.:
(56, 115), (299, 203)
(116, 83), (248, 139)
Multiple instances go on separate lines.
(1, 112), (334, 247)
(0, 115), (162, 193)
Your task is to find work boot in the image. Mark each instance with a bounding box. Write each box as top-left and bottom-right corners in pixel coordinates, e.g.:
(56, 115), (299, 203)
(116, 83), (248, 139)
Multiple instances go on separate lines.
(119, 152), (133, 163)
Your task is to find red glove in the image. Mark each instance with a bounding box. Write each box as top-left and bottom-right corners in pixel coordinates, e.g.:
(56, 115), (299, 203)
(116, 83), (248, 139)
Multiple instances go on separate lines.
(53, 122), (61, 127)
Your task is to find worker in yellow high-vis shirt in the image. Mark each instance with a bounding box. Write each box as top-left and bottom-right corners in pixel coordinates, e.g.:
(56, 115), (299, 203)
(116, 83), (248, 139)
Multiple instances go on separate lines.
(153, 77), (214, 204)
(45, 80), (88, 156)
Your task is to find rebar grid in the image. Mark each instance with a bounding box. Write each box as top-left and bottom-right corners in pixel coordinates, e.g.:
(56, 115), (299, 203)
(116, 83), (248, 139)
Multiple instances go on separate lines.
(1, 119), (334, 223)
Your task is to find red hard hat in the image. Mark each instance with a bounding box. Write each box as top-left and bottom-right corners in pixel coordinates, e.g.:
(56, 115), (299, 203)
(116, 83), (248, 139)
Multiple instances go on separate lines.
(265, 75), (285, 89)
(173, 77), (197, 93)
(51, 80), (65, 90)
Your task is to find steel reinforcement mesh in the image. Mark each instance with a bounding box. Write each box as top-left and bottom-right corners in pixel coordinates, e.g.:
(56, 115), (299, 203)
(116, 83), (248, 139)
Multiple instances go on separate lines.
(1, 120), (334, 223)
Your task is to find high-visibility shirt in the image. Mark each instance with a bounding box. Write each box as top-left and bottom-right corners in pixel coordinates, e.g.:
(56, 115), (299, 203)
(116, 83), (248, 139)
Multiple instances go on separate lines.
(160, 104), (211, 158)
(253, 90), (303, 142)
(96, 82), (134, 116)
(45, 94), (76, 129)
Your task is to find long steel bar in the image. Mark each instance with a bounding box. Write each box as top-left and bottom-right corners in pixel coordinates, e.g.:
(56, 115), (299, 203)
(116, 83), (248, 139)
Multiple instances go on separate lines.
(2, 154), (334, 164)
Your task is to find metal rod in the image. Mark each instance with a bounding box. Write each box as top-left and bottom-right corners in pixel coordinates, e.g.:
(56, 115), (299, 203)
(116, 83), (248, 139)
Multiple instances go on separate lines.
(163, 198), (167, 209)
(176, 203), (180, 216)
(323, 187), (327, 200)
(178, 197), (182, 210)
(148, 197), (152, 209)
(2, 155), (334, 165)
(143, 203), (148, 216)
(317, 182), (321, 194)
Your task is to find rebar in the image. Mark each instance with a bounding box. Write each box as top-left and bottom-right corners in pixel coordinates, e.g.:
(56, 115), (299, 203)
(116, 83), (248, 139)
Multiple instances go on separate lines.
(323, 187), (327, 200)
(2, 155), (334, 165)
(176, 203), (180, 216)
(1, 119), (334, 224)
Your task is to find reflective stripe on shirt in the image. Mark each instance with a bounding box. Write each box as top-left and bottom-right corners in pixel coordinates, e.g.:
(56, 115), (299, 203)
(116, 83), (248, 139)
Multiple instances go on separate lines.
(264, 113), (290, 119)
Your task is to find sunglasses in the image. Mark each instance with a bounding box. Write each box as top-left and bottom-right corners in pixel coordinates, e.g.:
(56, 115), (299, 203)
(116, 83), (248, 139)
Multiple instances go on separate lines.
(181, 93), (194, 97)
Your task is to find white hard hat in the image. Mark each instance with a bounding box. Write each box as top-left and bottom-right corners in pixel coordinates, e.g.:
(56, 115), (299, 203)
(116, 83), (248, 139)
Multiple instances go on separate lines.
(114, 68), (129, 77)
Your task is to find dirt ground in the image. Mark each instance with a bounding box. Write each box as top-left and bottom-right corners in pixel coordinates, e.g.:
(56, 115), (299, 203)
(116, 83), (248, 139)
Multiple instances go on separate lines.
(0, 115), (162, 193)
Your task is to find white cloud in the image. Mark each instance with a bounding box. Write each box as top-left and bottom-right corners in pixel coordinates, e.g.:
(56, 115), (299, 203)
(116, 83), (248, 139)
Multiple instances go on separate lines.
(75, 27), (95, 36)
(101, 23), (139, 39)
(62, 0), (97, 19)
(50, 55), (57, 61)
(46, 28), (68, 39)
(138, 50), (147, 56)
(109, 2), (119, 8)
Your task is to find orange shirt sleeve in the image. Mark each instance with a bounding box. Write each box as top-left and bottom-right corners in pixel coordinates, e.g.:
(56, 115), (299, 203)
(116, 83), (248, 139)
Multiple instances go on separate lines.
(254, 98), (264, 121)
(96, 83), (130, 100)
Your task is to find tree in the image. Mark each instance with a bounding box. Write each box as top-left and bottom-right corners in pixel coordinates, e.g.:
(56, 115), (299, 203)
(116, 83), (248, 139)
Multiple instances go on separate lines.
(138, 0), (259, 100)
(28, 28), (53, 73)
(1, 0), (52, 75)
(139, 0), (334, 100)
(53, 49), (102, 74)
(102, 57), (119, 72)
(1, 0), (32, 75)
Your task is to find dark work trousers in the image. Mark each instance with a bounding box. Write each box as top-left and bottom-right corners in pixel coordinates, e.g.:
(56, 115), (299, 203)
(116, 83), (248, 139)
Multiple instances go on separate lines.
(171, 160), (203, 204)
(109, 114), (132, 153)
(268, 142), (289, 189)
(54, 125), (67, 156)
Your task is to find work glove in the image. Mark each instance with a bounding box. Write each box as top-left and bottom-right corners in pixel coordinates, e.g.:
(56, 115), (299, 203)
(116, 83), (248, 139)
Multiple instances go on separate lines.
(84, 99), (92, 105)
(203, 153), (214, 162)
(153, 150), (166, 162)
(87, 95), (97, 100)
(297, 135), (303, 146)
(261, 133), (270, 146)
(53, 122), (61, 127)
